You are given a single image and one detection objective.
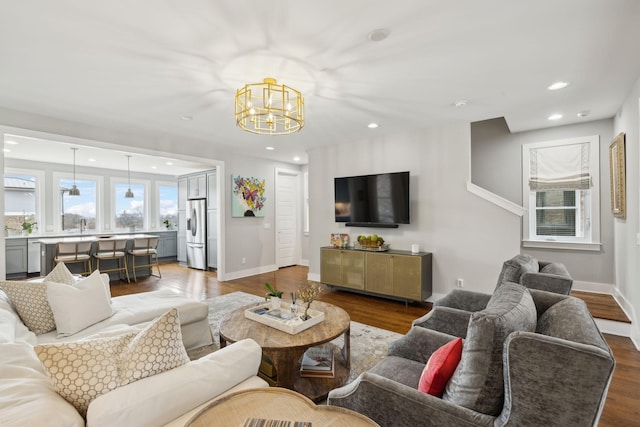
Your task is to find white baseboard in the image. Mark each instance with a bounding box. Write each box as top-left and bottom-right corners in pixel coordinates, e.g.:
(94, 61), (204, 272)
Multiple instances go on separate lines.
(426, 293), (446, 303)
(223, 264), (277, 281)
(572, 280), (616, 294)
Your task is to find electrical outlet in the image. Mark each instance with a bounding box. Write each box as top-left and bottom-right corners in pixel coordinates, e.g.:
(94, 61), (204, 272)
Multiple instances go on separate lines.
(456, 278), (464, 288)
(241, 257), (246, 264)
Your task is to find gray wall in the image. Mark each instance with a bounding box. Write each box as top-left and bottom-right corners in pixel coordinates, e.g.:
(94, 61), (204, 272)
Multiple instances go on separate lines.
(470, 117), (615, 286)
(613, 74), (640, 346)
(308, 122), (522, 297)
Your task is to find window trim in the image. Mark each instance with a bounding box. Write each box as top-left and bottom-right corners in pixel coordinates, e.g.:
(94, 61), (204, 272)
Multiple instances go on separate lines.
(4, 167), (45, 232)
(521, 135), (600, 249)
(53, 172), (102, 233)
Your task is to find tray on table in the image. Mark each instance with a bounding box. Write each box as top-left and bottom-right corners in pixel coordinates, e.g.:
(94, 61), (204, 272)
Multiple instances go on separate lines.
(244, 302), (325, 335)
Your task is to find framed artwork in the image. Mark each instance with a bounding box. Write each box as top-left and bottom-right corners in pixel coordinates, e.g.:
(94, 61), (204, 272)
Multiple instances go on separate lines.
(232, 175), (266, 217)
(609, 132), (626, 219)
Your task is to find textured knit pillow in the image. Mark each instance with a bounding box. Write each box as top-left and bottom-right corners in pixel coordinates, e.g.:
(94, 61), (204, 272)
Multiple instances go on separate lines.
(45, 262), (76, 285)
(46, 271), (114, 337)
(35, 332), (137, 416)
(119, 308), (190, 385)
(0, 281), (56, 334)
(35, 309), (189, 415)
(418, 338), (463, 396)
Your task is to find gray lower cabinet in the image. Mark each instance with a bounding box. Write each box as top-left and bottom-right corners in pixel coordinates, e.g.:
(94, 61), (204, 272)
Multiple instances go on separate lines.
(157, 232), (178, 259)
(6, 238), (28, 277)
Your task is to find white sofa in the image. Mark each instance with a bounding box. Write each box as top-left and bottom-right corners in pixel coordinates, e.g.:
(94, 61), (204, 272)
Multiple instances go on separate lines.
(0, 285), (269, 426)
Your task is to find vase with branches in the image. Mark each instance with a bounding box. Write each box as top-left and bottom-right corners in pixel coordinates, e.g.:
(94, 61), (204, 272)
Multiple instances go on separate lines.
(297, 282), (323, 320)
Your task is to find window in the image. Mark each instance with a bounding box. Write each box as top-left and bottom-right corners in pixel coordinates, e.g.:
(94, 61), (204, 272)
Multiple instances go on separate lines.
(522, 136), (600, 250)
(158, 183), (178, 228)
(60, 178), (98, 232)
(4, 173), (39, 234)
(114, 182), (145, 231)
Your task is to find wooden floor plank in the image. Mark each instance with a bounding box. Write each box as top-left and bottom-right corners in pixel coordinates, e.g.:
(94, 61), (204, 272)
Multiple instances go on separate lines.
(571, 290), (631, 323)
(110, 262), (640, 427)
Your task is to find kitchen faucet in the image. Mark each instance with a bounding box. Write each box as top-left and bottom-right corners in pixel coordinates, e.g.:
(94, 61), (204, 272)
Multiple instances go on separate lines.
(80, 218), (87, 234)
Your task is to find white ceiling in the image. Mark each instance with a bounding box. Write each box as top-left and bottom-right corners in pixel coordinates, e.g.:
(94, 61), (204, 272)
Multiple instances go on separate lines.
(1, 0), (640, 167)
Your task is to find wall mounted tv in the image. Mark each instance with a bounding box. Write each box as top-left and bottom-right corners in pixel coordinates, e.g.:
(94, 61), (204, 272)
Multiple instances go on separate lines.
(334, 171), (410, 228)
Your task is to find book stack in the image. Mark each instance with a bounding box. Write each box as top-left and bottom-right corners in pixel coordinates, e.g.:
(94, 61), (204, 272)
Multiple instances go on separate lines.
(299, 345), (334, 378)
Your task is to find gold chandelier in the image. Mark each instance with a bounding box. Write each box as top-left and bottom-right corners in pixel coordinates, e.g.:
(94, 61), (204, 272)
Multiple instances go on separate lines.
(235, 77), (304, 135)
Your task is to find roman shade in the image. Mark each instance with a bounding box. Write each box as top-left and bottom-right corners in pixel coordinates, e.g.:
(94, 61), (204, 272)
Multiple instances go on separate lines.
(528, 142), (591, 191)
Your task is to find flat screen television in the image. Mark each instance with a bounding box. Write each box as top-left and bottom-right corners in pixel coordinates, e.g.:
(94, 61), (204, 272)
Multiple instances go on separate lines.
(334, 171), (410, 227)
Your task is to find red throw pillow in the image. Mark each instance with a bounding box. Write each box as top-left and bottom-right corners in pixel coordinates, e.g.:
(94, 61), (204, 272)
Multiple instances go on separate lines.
(418, 337), (463, 396)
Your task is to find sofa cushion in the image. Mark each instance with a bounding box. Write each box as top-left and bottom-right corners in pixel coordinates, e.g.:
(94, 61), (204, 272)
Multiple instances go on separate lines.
(496, 254), (538, 287)
(418, 337), (463, 397)
(87, 339), (264, 427)
(0, 281), (56, 335)
(35, 309), (190, 416)
(45, 262), (76, 285)
(443, 282), (537, 415)
(46, 270), (114, 337)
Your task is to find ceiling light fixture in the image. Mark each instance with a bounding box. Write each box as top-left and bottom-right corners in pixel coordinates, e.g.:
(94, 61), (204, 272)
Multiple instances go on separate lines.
(454, 100), (468, 108)
(547, 81), (569, 91)
(69, 148), (80, 196)
(293, 156), (301, 162)
(368, 123), (379, 129)
(265, 146), (275, 151)
(181, 115), (193, 121)
(577, 110), (590, 118)
(235, 77), (304, 135)
(5, 140), (18, 145)
(548, 113), (563, 121)
(125, 155), (134, 198)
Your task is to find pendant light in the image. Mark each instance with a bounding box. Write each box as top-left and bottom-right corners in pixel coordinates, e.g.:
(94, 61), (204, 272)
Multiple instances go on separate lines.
(125, 155), (134, 198)
(69, 148), (80, 196)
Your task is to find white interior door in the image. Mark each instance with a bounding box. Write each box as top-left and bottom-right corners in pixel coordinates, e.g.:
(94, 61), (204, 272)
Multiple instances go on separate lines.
(276, 169), (299, 268)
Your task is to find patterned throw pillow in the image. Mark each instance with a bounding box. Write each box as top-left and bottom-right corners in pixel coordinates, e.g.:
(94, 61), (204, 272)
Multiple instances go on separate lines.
(0, 281), (56, 334)
(120, 308), (190, 385)
(418, 338), (463, 396)
(45, 262), (76, 285)
(35, 332), (136, 416)
(35, 309), (190, 416)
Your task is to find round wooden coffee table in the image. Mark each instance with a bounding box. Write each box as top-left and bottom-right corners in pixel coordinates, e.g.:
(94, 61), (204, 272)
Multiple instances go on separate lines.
(186, 388), (379, 427)
(219, 300), (350, 401)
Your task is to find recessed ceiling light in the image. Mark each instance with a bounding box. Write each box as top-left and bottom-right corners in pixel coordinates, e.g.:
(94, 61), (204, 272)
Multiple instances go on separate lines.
(293, 156), (301, 162)
(180, 115), (193, 121)
(548, 113), (563, 121)
(265, 146), (275, 150)
(547, 81), (569, 91)
(151, 166), (157, 169)
(88, 158), (96, 162)
(2, 148), (11, 153)
(165, 161), (173, 166)
(5, 140), (18, 145)
(577, 110), (590, 118)
(367, 28), (390, 42)
(454, 100), (468, 108)
(368, 123), (379, 129)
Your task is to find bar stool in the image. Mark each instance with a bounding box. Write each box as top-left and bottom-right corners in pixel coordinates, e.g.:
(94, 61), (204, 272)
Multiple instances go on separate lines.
(93, 239), (130, 283)
(127, 237), (161, 282)
(53, 241), (93, 276)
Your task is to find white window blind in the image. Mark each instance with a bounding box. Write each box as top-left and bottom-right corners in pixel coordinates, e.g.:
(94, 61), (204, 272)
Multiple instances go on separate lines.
(529, 142), (591, 191)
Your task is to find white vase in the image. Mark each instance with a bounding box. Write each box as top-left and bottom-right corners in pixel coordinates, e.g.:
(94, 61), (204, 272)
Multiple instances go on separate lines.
(270, 296), (281, 310)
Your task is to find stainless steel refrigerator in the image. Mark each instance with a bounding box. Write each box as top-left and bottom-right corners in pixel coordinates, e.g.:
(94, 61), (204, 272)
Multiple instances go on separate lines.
(186, 199), (207, 270)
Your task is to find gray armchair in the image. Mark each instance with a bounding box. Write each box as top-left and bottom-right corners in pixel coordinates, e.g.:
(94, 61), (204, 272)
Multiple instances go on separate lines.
(497, 254), (574, 295)
(328, 286), (615, 427)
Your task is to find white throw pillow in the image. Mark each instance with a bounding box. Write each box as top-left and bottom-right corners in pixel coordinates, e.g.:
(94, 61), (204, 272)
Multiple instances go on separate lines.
(45, 262), (76, 285)
(46, 270), (114, 337)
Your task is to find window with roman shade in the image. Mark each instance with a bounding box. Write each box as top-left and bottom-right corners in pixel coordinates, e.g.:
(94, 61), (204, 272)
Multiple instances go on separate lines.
(522, 136), (600, 250)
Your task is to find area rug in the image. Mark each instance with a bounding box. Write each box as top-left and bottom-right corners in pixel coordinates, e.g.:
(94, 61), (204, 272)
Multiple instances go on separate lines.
(190, 291), (402, 384)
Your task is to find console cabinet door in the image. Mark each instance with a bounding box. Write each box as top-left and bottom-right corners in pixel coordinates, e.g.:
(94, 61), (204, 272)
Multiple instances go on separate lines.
(320, 249), (343, 286)
(365, 252), (392, 295)
(391, 255), (423, 300)
(340, 251), (365, 290)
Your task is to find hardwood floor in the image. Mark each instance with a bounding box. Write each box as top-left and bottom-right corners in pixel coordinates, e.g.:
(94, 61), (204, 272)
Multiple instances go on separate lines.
(111, 262), (640, 427)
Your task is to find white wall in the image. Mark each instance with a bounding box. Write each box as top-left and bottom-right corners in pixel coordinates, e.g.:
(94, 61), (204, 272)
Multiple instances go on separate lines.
(613, 75), (640, 348)
(308, 122), (521, 297)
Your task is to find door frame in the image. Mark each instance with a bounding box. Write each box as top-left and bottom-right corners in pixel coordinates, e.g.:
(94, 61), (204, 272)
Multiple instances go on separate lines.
(275, 168), (302, 268)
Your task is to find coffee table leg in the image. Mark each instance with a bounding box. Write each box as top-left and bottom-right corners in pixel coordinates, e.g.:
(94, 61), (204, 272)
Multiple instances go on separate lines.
(264, 348), (306, 389)
(342, 326), (351, 369)
(220, 336), (227, 349)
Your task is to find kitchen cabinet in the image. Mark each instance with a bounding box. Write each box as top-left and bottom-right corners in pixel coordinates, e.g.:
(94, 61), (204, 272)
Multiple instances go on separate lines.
(207, 171), (217, 269)
(188, 174), (207, 199)
(157, 231), (177, 259)
(207, 171), (217, 210)
(6, 238), (28, 278)
(177, 178), (187, 263)
(320, 247), (432, 302)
